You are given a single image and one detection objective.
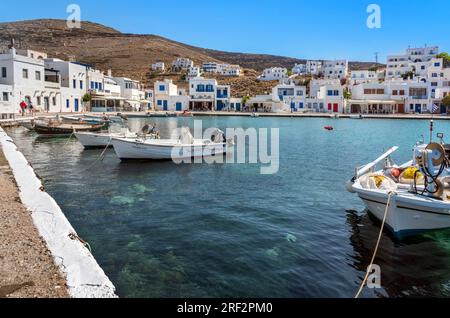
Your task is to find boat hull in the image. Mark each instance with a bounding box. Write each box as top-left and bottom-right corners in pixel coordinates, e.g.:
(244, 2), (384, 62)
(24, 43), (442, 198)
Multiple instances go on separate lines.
(33, 123), (105, 135)
(74, 132), (113, 148)
(74, 131), (139, 148)
(355, 187), (450, 238)
(112, 138), (228, 160)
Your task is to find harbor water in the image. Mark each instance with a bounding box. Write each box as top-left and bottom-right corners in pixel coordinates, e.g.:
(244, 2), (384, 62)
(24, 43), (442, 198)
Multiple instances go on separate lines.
(7, 116), (450, 298)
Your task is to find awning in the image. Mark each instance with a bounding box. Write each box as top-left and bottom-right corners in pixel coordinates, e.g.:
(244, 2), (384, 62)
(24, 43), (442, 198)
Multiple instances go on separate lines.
(91, 95), (126, 101)
(348, 99), (397, 105)
(125, 100), (141, 105)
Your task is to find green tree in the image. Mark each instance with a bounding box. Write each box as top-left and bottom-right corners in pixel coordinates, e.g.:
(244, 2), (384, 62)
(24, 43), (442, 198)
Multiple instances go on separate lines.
(82, 93), (92, 103)
(442, 95), (450, 107)
(242, 95), (250, 105)
(402, 71), (415, 80)
(344, 90), (352, 100)
(437, 52), (450, 68)
(82, 93), (92, 112)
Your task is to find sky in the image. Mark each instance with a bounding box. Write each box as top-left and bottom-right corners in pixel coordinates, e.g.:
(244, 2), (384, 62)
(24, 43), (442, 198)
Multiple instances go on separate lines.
(0, 0), (449, 62)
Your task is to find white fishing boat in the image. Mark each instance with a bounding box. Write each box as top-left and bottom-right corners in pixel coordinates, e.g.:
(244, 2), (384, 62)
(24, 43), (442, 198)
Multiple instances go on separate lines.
(85, 114), (126, 124)
(111, 127), (232, 160)
(349, 114), (364, 119)
(74, 125), (159, 148)
(347, 127), (450, 239)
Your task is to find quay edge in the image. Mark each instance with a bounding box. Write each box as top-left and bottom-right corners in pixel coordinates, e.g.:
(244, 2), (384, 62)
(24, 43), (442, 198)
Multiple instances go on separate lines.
(0, 127), (117, 298)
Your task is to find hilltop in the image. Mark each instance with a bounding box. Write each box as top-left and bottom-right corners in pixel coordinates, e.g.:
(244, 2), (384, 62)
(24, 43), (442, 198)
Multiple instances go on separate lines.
(0, 19), (381, 97)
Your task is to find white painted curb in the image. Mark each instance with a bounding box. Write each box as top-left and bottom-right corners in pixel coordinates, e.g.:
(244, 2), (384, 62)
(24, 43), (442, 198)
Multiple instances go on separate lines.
(0, 128), (117, 298)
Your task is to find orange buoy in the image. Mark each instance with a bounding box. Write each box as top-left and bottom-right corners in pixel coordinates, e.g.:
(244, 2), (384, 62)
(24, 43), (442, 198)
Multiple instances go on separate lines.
(391, 168), (401, 178)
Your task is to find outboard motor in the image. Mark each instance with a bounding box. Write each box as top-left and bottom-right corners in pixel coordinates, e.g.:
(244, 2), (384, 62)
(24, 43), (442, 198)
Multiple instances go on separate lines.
(210, 129), (226, 143)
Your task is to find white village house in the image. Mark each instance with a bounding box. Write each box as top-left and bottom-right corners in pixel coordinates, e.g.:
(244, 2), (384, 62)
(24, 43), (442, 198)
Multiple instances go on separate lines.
(172, 57), (194, 70)
(0, 47), (65, 114)
(386, 46), (439, 79)
(151, 61), (165, 72)
(202, 62), (241, 76)
(154, 79), (189, 111)
(258, 67), (288, 81)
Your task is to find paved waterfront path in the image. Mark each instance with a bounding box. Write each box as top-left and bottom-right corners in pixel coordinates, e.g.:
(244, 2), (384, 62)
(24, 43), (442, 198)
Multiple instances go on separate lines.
(0, 146), (69, 298)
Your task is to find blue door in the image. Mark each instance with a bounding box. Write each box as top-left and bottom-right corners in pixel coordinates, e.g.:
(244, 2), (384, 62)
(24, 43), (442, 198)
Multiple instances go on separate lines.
(415, 104), (421, 113)
(176, 102), (182, 111)
(441, 104), (447, 114)
(163, 100), (168, 111)
(74, 99), (79, 112)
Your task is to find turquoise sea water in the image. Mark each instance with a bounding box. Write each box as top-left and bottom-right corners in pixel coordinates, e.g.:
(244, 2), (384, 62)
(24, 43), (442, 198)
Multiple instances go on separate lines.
(7, 116), (450, 298)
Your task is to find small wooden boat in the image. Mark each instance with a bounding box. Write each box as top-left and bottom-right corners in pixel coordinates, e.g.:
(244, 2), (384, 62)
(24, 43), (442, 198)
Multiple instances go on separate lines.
(178, 110), (193, 117)
(33, 121), (105, 135)
(324, 126), (334, 131)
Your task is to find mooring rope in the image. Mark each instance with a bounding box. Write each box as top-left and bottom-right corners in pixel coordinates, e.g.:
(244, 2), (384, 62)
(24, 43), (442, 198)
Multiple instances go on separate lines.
(68, 232), (92, 253)
(354, 191), (396, 298)
(64, 131), (75, 146)
(79, 138), (113, 173)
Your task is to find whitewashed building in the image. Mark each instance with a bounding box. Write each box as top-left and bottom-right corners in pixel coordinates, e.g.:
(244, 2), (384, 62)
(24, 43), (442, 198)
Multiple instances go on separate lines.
(151, 62), (165, 72)
(272, 80), (306, 112)
(45, 58), (87, 112)
(202, 62), (218, 73)
(258, 67), (288, 81)
(172, 58), (194, 70)
(0, 84), (14, 117)
(348, 80), (440, 114)
(144, 89), (154, 110)
(309, 79), (344, 113)
(0, 47), (63, 114)
(292, 63), (306, 75)
(187, 66), (201, 80)
(217, 64), (241, 76)
(113, 77), (146, 111)
(188, 77), (232, 111)
(154, 79), (188, 111)
(323, 60), (348, 80)
(386, 46), (439, 79)
(349, 70), (378, 84)
(306, 60), (323, 76)
(202, 62), (241, 76)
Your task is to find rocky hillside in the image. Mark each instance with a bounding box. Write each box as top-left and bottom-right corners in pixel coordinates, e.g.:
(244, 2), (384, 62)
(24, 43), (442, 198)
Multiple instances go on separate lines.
(0, 19), (382, 97)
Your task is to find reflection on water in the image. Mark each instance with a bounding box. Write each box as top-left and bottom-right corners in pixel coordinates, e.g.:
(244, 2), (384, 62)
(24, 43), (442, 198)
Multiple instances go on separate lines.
(6, 117), (450, 298)
(346, 210), (450, 297)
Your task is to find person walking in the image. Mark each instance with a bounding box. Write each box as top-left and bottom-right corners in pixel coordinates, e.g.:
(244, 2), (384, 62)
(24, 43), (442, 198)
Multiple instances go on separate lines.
(20, 101), (27, 116)
(28, 101), (34, 115)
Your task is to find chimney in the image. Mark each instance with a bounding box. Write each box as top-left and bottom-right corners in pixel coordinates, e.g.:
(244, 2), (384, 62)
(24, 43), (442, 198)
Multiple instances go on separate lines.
(107, 69), (112, 77)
